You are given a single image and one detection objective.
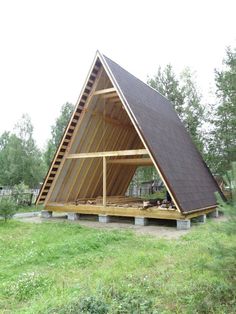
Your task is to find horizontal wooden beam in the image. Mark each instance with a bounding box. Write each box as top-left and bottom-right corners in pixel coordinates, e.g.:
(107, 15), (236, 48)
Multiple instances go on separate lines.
(93, 87), (116, 95)
(108, 158), (153, 166)
(45, 203), (183, 220)
(45, 203), (217, 220)
(66, 149), (148, 159)
(102, 93), (119, 99)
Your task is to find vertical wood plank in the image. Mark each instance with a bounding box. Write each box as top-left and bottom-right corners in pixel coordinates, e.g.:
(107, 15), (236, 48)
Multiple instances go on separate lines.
(103, 156), (106, 207)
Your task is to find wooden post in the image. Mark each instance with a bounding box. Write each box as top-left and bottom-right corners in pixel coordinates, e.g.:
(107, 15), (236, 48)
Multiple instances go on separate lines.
(103, 156), (106, 207)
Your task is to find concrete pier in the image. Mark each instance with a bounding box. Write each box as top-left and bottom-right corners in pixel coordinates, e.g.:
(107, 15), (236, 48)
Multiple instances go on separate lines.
(41, 210), (52, 218)
(208, 209), (219, 218)
(98, 215), (111, 223)
(135, 216), (148, 226)
(177, 219), (191, 230)
(193, 214), (206, 223)
(67, 213), (80, 221)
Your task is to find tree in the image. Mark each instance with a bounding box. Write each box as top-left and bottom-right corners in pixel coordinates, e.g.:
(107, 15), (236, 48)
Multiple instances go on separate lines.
(130, 65), (205, 190)
(180, 68), (205, 151)
(148, 64), (185, 119)
(0, 114), (46, 187)
(44, 102), (74, 167)
(0, 196), (18, 222)
(211, 47), (236, 174)
(223, 161), (236, 203)
(147, 65), (205, 152)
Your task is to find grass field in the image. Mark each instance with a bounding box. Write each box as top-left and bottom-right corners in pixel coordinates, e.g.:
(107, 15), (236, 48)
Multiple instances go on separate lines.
(0, 211), (235, 313)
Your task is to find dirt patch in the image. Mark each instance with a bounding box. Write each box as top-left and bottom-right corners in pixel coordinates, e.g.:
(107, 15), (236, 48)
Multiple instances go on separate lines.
(16, 212), (225, 240)
(16, 214), (184, 239)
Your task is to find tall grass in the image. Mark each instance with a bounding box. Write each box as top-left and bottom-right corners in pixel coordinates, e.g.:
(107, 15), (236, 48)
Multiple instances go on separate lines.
(0, 217), (235, 313)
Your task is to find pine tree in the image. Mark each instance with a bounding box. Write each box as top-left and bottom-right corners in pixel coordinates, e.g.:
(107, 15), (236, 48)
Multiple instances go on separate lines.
(211, 47), (236, 174)
(148, 65), (205, 152)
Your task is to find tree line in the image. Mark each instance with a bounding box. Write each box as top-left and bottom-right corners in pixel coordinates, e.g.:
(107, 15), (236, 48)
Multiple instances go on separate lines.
(0, 103), (74, 188)
(0, 47), (235, 188)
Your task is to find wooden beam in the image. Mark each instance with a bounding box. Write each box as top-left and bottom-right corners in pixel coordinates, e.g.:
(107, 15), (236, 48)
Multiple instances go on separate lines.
(45, 203), (184, 220)
(43, 66), (104, 205)
(102, 92), (119, 99)
(99, 53), (182, 213)
(66, 149), (148, 159)
(103, 157), (106, 207)
(93, 87), (116, 95)
(108, 158), (153, 166)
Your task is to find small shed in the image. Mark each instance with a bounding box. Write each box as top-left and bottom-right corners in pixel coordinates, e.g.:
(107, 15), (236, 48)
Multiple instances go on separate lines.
(139, 180), (164, 196)
(36, 51), (223, 229)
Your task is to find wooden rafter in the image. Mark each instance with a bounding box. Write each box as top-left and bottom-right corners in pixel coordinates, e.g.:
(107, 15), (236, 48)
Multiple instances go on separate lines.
(43, 66), (104, 204)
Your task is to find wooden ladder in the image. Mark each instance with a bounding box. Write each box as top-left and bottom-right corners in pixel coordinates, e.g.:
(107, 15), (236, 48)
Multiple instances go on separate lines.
(37, 61), (102, 204)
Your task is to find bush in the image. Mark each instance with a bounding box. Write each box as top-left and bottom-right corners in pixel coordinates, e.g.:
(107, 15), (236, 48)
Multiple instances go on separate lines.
(48, 296), (109, 314)
(79, 296), (109, 314)
(0, 196), (18, 222)
(112, 292), (155, 313)
(143, 188), (167, 200)
(5, 272), (53, 301)
(12, 182), (33, 206)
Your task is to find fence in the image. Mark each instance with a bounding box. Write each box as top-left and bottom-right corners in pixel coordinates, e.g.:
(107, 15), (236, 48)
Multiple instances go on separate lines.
(0, 189), (39, 206)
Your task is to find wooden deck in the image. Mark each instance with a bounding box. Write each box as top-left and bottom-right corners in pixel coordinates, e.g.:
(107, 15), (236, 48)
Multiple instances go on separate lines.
(45, 202), (217, 220)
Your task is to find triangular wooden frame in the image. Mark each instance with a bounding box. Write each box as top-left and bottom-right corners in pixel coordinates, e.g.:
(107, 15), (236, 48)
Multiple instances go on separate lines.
(37, 51), (181, 211)
(37, 51), (222, 217)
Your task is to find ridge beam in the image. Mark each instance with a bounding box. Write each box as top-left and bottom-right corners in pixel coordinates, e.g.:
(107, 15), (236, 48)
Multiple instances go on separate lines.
(66, 149), (148, 159)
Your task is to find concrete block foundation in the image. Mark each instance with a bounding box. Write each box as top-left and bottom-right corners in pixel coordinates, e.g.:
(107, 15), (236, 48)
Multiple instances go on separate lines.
(67, 213), (80, 221)
(98, 215), (111, 223)
(135, 216), (148, 226)
(41, 210), (52, 218)
(208, 209), (219, 218)
(193, 214), (206, 223)
(177, 219), (191, 230)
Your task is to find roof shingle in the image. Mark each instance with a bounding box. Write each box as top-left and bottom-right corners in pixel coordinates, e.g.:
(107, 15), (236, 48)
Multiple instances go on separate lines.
(103, 55), (222, 212)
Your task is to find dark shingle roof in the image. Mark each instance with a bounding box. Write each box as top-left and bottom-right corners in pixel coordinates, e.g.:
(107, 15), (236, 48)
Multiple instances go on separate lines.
(103, 55), (222, 213)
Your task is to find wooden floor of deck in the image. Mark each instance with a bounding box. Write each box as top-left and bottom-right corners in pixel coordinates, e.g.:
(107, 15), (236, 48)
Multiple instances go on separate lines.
(45, 202), (217, 220)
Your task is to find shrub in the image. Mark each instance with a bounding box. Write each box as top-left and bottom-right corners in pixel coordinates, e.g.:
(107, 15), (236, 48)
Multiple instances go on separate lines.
(113, 293), (154, 313)
(12, 182), (33, 206)
(5, 272), (53, 301)
(48, 296), (109, 314)
(79, 296), (109, 314)
(143, 188), (167, 200)
(0, 196), (18, 222)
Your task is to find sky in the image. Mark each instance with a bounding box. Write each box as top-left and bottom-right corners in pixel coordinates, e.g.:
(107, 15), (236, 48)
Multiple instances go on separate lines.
(0, 0), (235, 148)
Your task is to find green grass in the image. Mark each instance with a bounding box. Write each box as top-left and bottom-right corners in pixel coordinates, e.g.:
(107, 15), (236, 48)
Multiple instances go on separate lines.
(0, 215), (235, 313)
(16, 205), (42, 213)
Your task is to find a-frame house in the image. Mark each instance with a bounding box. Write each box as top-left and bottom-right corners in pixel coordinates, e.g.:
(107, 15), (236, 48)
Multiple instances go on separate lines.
(37, 51), (222, 229)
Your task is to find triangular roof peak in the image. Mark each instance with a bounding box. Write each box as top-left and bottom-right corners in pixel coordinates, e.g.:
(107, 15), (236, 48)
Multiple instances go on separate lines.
(37, 51), (222, 213)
